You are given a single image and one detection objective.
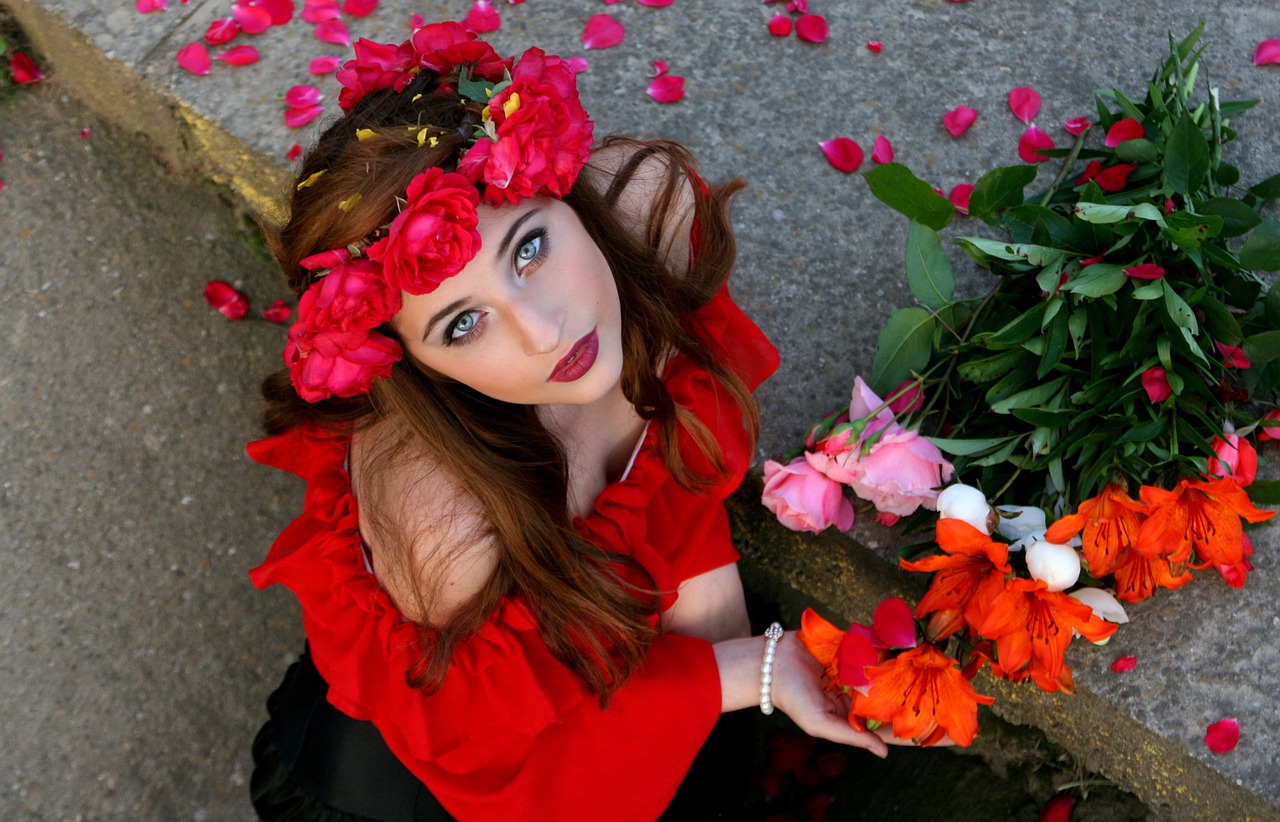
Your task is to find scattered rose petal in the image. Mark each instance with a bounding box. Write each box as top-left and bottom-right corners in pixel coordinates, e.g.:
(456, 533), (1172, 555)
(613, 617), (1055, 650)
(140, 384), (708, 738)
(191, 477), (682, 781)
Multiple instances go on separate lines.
(252, 0), (295, 26)
(285, 84), (323, 108)
(566, 56), (590, 73)
(231, 3), (273, 34)
(648, 74), (684, 103)
(1104, 117), (1143, 147)
(176, 43), (211, 76)
(871, 135), (894, 164)
(409, 12), (425, 28)
(1018, 125), (1054, 163)
(1008, 86), (1041, 124)
(79, 128), (91, 139)
(871, 598), (918, 650)
(875, 511), (901, 526)
(0, 178), (5, 195)
(262, 299), (293, 324)
(602, 0), (624, 4)
(217, 45), (260, 66)
(1076, 160), (1136, 193)
(286, 143), (302, 161)
(1141, 366), (1172, 403)
(1064, 116), (1092, 136)
(10, 53), (46, 84)
(866, 40), (882, 53)
(309, 55), (341, 74)
(342, 0), (378, 16)
(787, 0), (808, 11)
(1039, 794), (1076, 822)
(1204, 718), (1239, 754)
(795, 14), (828, 43)
(948, 183), (973, 215)
(464, 0), (501, 33)
(136, 0), (169, 13)
(767, 14), (792, 37)
(205, 18), (241, 45)
(1253, 40), (1280, 66)
(583, 13), (625, 49)
(1110, 655), (1138, 674)
(638, 0), (675, 5)
(302, 0), (341, 23)
(204, 280), (250, 320)
(820, 137), (863, 173)
(1216, 341), (1251, 369)
(1123, 263), (1165, 280)
(285, 105), (325, 128)
(314, 19), (351, 46)
(942, 105), (977, 137)
(651, 60), (669, 76)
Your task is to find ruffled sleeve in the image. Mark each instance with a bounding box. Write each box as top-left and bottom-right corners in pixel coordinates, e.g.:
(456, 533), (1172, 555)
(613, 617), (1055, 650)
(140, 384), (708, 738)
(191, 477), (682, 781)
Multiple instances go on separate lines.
(248, 427), (722, 821)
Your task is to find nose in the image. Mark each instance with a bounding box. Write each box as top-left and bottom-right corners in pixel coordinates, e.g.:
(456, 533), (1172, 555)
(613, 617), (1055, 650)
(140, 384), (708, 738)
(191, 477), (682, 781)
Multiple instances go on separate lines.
(503, 294), (563, 356)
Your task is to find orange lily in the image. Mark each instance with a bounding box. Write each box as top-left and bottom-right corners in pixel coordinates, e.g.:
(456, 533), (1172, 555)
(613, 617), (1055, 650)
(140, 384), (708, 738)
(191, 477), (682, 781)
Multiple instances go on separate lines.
(853, 644), (994, 747)
(901, 518), (1012, 642)
(1044, 483), (1147, 576)
(1111, 546), (1193, 603)
(798, 608), (846, 688)
(1138, 477), (1274, 567)
(978, 578), (1118, 693)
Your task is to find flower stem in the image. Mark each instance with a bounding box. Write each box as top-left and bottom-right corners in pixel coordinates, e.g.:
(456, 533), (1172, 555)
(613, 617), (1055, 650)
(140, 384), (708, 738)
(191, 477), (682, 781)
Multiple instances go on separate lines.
(1038, 133), (1088, 208)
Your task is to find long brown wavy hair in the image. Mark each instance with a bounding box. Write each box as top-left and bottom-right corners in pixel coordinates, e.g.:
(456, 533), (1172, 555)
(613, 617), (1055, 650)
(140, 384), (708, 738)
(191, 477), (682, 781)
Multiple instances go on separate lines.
(259, 65), (759, 704)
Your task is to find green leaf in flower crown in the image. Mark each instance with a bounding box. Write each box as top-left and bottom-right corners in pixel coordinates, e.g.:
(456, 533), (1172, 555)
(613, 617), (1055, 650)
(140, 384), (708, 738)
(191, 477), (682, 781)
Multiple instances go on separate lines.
(1199, 198), (1261, 239)
(967, 165), (1037, 225)
(864, 164), (954, 231)
(1162, 281), (1198, 334)
(1062, 263), (1127, 298)
(871, 307), (935, 394)
(1243, 330), (1280, 364)
(1241, 218), (1280, 271)
(1163, 116), (1211, 197)
(1073, 202), (1166, 225)
(1114, 138), (1159, 164)
(904, 222), (955, 310)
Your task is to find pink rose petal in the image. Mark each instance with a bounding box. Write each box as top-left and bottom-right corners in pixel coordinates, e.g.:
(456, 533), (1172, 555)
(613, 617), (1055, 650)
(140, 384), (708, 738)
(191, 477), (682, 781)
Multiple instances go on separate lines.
(647, 74), (684, 103)
(0, 178), (5, 195)
(205, 18), (241, 45)
(566, 56), (590, 73)
(1039, 795), (1077, 822)
(176, 43), (211, 76)
(10, 53), (46, 84)
(285, 105), (325, 128)
(637, 0), (674, 5)
(262, 299), (293, 324)
(795, 14), (828, 43)
(286, 143), (302, 161)
(217, 45), (260, 66)
(302, 0), (341, 23)
(651, 60), (669, 76)
(948, 183), (973, 215)
(871, 597), (918, 650)
(942, 105), (977, 137)
(285, 84), (323, 107)
(79, 128), (91, 139)
(1008, 86), (1041, 124)
(1141, 367), (1172, 403)
(787, 0), (808, 11)
(204, 280), (250, 320)
(871, 135), (894, 165)
(232, 3), (273, 34)
(1253, 39), (1280, 65)
(1216, 341), (1251, 369)
(1204, 718), (1239, 754)
(342, 0), (378, 16)
(1110, 655), (1138, 674)
(1064, 116), (1092, 136)
(309, 55), (341, 74)
(1105, 117), (1143, 147)
(767, 14), (792, 37)
(314, 19), (350, 46)
(135, 0), (169, 13)
(1123, 263), (1165, 280)
(252, 0), (295, 26)
(820, 137), (863, 173)
(866, 40), (882, 53)
(1018, 125), (1054, 163)
(583, 13), (625, 49)
(463, 0), (501, 33)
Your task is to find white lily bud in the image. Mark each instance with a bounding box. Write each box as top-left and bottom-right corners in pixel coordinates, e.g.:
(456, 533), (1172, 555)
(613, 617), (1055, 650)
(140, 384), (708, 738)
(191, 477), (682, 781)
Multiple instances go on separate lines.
(936, 484), (994, 534)
(1068, 588), (1130, 625)
(1025, 540), (1081, 592)
(996, 505), (1047, 541)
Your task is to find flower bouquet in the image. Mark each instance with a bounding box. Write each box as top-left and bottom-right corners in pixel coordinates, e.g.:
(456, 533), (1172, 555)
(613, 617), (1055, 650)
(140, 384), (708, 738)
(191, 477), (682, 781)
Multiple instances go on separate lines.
(769, 28), (1279, 745)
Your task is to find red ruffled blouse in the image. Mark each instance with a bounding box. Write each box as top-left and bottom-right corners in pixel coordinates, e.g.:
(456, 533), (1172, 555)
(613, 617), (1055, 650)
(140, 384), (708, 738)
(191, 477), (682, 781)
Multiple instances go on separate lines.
(249, 285), (778, 821)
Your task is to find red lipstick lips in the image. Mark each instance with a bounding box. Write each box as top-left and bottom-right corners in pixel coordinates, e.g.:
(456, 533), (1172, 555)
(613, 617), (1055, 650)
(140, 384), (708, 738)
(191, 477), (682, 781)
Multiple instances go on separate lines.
(549, 329), (599, 383)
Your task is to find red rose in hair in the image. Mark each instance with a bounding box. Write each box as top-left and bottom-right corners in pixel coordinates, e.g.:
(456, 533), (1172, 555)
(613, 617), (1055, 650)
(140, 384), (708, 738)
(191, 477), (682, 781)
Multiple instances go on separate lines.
(457, 48), (594, 205)
(410, 21), (508, 83)
(299, 258), (402, 333)
(367, 168), (482, 294)
(336, 38), (417, 112)
(285, 322), (402, 402)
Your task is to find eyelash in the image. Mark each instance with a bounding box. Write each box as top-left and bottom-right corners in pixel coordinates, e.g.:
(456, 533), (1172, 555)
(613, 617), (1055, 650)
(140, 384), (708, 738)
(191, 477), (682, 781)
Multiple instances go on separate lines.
(442, 228), (551, 347)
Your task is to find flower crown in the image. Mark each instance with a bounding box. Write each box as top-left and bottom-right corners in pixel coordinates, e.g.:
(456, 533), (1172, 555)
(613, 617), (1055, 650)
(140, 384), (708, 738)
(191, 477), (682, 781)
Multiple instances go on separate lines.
(284, 22), (594, 403)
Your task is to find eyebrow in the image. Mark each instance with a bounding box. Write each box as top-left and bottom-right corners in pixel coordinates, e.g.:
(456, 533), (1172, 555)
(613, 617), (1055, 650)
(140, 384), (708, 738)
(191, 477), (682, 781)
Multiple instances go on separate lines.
(424, 298), (467, 343)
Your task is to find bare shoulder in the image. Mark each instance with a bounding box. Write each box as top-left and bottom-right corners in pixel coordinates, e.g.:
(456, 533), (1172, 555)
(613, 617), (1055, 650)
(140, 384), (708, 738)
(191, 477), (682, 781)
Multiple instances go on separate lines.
(351, 420), (497, 626)
(585, 142), (696, 276)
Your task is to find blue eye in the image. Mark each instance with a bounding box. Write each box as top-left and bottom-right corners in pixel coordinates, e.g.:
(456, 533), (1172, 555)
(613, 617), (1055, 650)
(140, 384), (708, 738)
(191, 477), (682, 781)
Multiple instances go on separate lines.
(446, 310), (481, 343)
(515, 230), (547, 272)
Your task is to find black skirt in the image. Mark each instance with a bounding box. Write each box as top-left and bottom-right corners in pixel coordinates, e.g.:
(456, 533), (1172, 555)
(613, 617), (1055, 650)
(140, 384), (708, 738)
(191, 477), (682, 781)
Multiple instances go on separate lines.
(250, 650), (754, 821)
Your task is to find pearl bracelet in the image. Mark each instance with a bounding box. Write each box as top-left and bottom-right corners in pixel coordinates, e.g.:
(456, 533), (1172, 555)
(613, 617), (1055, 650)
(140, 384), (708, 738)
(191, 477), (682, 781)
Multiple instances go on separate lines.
(759, 622), (783, 715)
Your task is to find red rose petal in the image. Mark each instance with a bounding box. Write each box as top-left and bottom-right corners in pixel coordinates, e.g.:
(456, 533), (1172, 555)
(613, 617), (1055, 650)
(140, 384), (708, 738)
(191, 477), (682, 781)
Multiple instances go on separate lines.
(1254, 39), (1280, 65)
(204, 280), (250, 320)
(566, 56), (590, 74)
(820, 137), (863, 173)
(342, 0), (378, 16)
(205, 18), (241, 45)
(787, 0), (808, 11)
(217, 45), (260, 66)
(1008, 86), (1041, 124)
(583, 13), (625, 49)
(314, 19), (351, 46)
(463, 0), (501, 33)
(285, 84), (323, 107)
(1141, 367), (1171, 403)
(767, 14), (793, 37)
(285, 105), (325, 128)
(637, 0), (675, 6)
(176, 43), (211, 76)
(286, 143), (302, 161)
(0, 178), (5, 195)
(874, 511), (901, 526)
(1204, 718), (1239, 754)
(409, 12), (425, 28)
(651, 60), (669, 76)
(1018, 125), (1054, 163)
(79, 128), (91, 139)
(942, 105), (977, 137)
(871, 598), (918, 650)
(647, 74), (684, 103)
(252, 0), (295, 26)
(1104, 117), (1143, 147)
(1216, 341), (1251, 369)
(135, 0), (169, 13)
(262, 299), (293, 324)
(795, 14), (828, 44)
(1110, 655), (1138, 673)
(10, 53), (46, 84)
(866, 40), (882, 53)
(1123, 263), (1165, 280)
(1093, 163), (1136, 192)
(871, 135), (894, 165)
(1039, 794), (1077, 822)
(836, 627), (876, 689)
(309, 55), (341, 74)
(949, 183), (973, 215)
(231, 3), (273, 34)
(302, 0), (341, 23)
(1064, 116), (1092, 136)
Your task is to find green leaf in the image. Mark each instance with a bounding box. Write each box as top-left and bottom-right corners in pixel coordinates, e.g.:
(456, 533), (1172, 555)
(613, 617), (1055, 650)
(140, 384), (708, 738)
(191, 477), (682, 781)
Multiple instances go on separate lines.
(957, 349), (1030, 384)
(990, 376), (1067, 415)
(1073, 202), (1166, 225)
(1199, 296), (1242, 344)
(1037, 310), (1069, 378)
(1164, 116), (1211, 196)
(1115, 418), (1167, 445)
(871, 307), (936, 394)
(1265, 287), (1280, 327)
(1246, 480), (1280, 505)
(1248, 171), (1280, 203)
(1062, 263), (1127, 298)
(928, 436), (1019, 456)
(988, 302), (1049, 347)
(967, 165), (1037, 225)
(1012, 407), (1073, 427)
(956, 238), (1063, 266)
(1199, 198), (1261, 239)
(1113, 138), (1158, 164)
(1243, 331), (1280, 364)
(864, 164), (955, 231)
(1131, 282), (1164, 300)
(1068, 309), (1087, 352)
(1240, 218), (1280, 271)
(1162, 281), (1198, 333)
(904, 221), (955, 310)
(1162, 211), (1223, 250)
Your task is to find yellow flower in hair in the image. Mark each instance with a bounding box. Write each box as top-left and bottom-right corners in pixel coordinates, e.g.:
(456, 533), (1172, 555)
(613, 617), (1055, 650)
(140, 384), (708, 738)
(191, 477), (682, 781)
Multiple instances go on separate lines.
(297, 170), (326, 190)
(502, 93), (521, 119)
(338, 194), (362, 213)
(356, 128), (376, 142)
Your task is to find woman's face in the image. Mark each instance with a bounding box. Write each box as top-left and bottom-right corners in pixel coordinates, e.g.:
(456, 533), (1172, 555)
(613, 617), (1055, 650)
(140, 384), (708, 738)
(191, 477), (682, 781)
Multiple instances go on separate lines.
(392, 196), (624, 406)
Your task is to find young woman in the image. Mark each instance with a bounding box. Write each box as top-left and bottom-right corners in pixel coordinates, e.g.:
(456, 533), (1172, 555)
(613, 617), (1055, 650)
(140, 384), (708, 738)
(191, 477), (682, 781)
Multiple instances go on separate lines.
(248, 22), (890, 821)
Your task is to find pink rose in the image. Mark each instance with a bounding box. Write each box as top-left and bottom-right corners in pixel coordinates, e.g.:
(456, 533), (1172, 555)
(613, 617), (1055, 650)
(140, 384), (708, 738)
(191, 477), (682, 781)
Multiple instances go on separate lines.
(367, 168), (482, 295)
(845, 426), (954, 516)
(1207, 432), (1257, 486)
(762, 457), (855, 534)
(284, 323), (402, 402)
(298, 258), (401, 333)
(805, 426), (859, 484)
